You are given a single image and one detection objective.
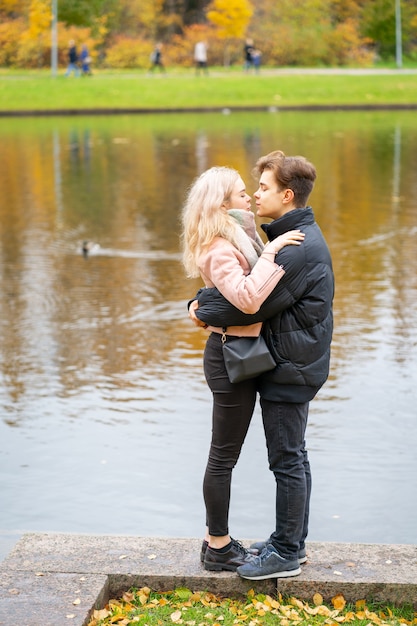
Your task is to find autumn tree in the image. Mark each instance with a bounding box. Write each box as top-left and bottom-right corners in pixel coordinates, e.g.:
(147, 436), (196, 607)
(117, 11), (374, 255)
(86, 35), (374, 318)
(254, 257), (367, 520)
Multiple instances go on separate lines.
(206, 0), (253, 65)
(329, 0), (366, 24)
(360, 0), (417, 59)
(0, 0), (29, 17)
(15, 0), (51, 67)
(246, 0), (332, 65)
(27, 0), (50, 37)
(183, 0), (211, 25)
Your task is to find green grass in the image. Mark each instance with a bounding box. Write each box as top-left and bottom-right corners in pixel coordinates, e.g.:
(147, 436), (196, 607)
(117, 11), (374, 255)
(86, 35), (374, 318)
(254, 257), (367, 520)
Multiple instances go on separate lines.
(87, 586), (416, 626)
(0, 68), (416, 111)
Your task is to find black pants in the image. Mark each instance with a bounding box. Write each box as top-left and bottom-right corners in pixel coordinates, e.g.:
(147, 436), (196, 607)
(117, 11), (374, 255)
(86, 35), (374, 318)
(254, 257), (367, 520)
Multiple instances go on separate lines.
(203, 332), (257, 536)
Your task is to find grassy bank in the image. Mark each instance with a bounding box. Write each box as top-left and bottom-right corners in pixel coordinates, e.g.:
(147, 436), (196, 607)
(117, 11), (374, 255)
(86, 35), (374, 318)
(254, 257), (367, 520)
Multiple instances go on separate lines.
(0, 68), (417, 112)
(87, 586), (416, 626)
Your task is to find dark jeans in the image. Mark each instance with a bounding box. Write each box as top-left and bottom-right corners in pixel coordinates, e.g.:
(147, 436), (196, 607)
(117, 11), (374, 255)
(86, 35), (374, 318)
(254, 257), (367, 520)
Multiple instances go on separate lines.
(203, 332), (257, 536)
(260, 397), (311, 560)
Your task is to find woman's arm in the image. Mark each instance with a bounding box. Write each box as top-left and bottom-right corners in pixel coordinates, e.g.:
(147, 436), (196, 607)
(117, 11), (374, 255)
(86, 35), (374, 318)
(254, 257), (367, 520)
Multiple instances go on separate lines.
(193, 245), (306, 326)
(199, 230), (304, 314)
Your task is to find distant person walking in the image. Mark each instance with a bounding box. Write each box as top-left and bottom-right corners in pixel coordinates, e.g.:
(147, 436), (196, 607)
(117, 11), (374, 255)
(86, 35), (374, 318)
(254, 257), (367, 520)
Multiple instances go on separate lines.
(65, 40), (80, 77)
(80, 44), (92, 76)
(149, 43), (165, 73)
(194, 41), (208, 75)
(252, 49), (262, 73)
(243, 38), (254, 72)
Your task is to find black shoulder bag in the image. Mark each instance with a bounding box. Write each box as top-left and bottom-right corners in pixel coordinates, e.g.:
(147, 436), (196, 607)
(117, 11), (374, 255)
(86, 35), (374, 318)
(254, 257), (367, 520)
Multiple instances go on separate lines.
(221, 327), (276, 384)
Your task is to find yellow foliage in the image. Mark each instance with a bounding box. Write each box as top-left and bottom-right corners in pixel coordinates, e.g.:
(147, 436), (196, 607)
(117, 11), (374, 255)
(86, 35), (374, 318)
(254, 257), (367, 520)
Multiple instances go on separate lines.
(0, 17), (25, 65)
(0, 0), (28, 14)
(28, 0), (51, 39)
(206, 0), (253, 39)
(114, 0), (164, 37)
(103, 35), (151, 69)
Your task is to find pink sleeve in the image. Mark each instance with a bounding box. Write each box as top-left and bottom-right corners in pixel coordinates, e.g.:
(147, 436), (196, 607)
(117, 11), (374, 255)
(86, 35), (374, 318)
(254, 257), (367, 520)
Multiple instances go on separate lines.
(200, 243), (285, 314)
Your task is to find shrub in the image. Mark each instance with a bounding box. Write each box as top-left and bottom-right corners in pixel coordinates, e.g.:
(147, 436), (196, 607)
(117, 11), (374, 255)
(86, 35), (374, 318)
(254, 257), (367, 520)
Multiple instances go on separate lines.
(104, 35), (152, 69)
(170, 24), (246, 68)
(325, 19), (374, 67)
(0, 18), (25, 66)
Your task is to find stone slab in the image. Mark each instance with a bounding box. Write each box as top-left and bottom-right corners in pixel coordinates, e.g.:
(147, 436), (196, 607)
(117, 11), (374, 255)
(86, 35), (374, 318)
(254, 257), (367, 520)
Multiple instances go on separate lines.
(0, 570), (108, 626)
(0, 533), (416, 626)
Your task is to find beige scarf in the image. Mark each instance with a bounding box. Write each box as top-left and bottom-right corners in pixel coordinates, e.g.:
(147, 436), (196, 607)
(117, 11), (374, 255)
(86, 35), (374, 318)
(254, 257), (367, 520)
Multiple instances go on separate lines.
(228, 209), (264, 269)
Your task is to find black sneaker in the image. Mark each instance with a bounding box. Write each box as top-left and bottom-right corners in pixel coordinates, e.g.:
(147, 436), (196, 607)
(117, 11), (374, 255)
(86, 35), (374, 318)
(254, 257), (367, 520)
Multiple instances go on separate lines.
(200, 539), (209, 563)
(237, 543), (301, 580)
(204, 538), (257, 572)
(200, 538), (258, 563)
(250, 539), (307, 564)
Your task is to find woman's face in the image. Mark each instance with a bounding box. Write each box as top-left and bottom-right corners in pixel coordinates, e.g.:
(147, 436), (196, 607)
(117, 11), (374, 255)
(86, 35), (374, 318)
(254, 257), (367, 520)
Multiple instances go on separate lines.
(225, 177), (252, 211)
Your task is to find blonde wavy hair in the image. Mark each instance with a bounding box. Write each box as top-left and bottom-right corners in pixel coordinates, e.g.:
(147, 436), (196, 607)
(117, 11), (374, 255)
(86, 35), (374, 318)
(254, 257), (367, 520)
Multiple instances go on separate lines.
(181, 166), (246, 278)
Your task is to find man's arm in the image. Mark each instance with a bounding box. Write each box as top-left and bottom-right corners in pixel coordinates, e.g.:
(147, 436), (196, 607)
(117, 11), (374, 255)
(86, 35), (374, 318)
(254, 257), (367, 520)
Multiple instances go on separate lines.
(194, 282), (293, 326)
(194, 247), (305, 327)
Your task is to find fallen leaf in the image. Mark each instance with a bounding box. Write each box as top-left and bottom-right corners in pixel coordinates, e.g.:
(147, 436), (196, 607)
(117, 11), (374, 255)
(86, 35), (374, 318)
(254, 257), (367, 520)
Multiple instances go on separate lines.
(73, 598), (81, 605)
(93, 609), (110, 619)
(147, 553), (157, 559)
(313, 593), (323, 606)
(332, 594), (346, 610)
(66, 615), (75, 619)
(315, 605), (333, 616)
(176, 587), (192, 601)
(35, 572), (44, 576)
(333, 570), (342, 576)
(171, 609), (182, 622)
(119, 554), (128, 560)
(291, 597), (304, 609)
(122, 591), (135, 602)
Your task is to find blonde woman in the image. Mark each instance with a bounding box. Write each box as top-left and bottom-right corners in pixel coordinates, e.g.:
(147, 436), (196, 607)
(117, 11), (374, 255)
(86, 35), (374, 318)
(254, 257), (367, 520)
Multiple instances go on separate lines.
(181, 166), (305, 572)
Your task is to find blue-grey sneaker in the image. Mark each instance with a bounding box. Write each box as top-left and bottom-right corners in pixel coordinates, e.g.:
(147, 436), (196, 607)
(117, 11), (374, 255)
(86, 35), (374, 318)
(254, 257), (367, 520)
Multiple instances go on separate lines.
(250, 539), (307, 564)
(237, 544), (301, 580)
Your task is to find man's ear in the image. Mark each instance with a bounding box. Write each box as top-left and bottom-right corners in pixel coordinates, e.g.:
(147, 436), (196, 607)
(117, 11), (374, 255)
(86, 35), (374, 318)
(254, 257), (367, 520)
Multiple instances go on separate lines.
(282, 188), (294, 204)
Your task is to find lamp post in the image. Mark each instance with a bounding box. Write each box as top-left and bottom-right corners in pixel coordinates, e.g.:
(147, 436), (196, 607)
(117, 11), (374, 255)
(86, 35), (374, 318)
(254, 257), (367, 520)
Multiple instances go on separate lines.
(395, 0), (402, 68)
(51, 0), (58, 76)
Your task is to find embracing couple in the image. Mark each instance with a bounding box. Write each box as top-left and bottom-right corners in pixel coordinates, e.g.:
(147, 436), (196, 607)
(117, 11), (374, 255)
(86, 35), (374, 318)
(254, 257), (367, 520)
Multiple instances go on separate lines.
(181, 150), (334, 581)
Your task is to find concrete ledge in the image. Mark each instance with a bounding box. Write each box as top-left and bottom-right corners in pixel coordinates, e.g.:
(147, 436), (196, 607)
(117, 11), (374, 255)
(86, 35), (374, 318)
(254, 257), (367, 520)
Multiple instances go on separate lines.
(1, 103), (417, 117)
(0, 533), (416, 626)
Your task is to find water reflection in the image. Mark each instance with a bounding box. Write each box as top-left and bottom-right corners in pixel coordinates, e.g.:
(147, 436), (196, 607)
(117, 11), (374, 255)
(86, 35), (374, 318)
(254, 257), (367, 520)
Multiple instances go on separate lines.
(0, 111), (416, 550)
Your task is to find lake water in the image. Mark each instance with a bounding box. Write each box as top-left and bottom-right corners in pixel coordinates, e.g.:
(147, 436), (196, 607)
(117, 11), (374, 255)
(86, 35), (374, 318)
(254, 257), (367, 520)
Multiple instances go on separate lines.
(0, 110), (416, 559)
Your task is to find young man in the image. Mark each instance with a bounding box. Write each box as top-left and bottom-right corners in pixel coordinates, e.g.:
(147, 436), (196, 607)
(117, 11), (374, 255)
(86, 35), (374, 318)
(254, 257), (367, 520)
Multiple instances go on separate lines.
(190, 150), (334, 580)
(65, 40), (80, 77)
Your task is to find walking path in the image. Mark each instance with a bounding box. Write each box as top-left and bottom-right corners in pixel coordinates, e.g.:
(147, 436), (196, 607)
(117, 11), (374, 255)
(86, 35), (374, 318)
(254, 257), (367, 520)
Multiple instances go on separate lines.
(0, 533), (416, 626)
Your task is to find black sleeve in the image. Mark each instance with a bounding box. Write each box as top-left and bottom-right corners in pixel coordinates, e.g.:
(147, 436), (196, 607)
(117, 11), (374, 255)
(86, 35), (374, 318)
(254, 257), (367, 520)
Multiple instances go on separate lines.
(194, 247), (304, 327)
(195, 282), (295, 326)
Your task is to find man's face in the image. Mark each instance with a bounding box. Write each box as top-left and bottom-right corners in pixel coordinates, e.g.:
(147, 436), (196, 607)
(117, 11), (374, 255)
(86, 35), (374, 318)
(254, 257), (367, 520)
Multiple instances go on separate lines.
(254, 169), (288, 220)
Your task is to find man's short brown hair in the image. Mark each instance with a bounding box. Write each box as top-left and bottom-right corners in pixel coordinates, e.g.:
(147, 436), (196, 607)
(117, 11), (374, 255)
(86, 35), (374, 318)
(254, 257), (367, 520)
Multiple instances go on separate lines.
(254, 150), (317, 207)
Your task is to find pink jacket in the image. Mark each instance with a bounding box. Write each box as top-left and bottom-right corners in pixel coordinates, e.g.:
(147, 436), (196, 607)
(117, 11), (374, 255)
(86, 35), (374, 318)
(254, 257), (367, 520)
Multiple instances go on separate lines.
(198, 236), (285, 337)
